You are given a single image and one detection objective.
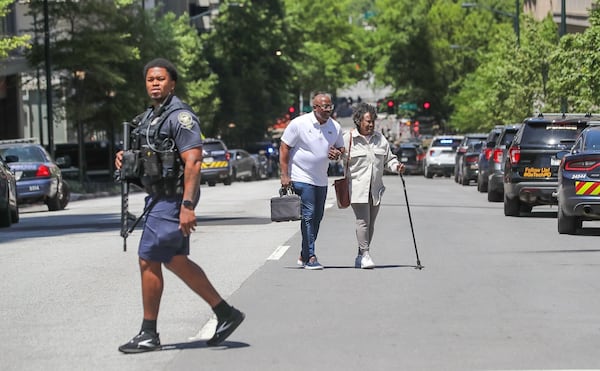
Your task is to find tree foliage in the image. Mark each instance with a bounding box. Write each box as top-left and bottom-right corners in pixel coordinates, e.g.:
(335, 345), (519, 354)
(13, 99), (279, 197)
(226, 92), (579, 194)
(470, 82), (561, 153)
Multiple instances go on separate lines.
(0, 0), (31, 59)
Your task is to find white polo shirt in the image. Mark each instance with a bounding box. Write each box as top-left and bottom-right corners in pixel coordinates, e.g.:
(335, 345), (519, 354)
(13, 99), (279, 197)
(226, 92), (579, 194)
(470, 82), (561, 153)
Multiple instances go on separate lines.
(281, 112), (345, 187)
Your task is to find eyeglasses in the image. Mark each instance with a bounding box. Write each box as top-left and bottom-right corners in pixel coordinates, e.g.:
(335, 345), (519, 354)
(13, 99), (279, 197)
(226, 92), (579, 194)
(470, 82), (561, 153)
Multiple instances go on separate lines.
(313, 104), (335, 111)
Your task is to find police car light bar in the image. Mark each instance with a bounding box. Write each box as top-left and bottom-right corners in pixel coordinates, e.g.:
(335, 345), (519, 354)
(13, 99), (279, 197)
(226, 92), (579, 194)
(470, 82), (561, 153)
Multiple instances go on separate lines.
(0, 137), (39, 144)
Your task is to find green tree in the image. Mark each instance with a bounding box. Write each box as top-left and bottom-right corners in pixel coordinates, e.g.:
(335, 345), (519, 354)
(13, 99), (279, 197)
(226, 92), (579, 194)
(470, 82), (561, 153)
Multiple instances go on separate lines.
(26, 0), (215, 143)
(203, 0), (300, 145)
(0, 0), (31, 59)
(450, 15), (559, 132)
(283, 0), (367, 103)
(547, 2), (600, 112)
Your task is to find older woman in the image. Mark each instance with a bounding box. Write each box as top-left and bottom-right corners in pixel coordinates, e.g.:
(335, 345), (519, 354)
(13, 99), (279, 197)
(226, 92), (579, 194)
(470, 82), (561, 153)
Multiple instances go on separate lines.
(343, 102), (404, 269)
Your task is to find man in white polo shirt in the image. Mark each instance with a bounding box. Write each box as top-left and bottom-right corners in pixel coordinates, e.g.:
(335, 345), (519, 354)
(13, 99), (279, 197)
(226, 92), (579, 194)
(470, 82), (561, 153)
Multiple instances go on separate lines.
(279, 92), (345, 270)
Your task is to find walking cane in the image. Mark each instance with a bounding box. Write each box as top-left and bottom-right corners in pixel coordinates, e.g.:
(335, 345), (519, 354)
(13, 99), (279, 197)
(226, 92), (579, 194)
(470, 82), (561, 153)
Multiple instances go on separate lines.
(399, 172), (424, 270)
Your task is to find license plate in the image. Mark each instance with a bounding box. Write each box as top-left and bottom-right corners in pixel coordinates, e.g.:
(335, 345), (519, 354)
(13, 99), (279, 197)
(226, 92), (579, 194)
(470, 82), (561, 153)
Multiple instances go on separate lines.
(401, 157), (408, 162)
(204, 157), (214, 164)
(29, 185), (40, 191)
(551, 157), (560, 166)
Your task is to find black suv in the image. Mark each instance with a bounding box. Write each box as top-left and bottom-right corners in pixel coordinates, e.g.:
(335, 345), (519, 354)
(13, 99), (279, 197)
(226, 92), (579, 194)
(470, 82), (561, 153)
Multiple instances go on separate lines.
(201, 138), (232, 187)
(454, 133), (487, 183)
(503, 113), (594, 216)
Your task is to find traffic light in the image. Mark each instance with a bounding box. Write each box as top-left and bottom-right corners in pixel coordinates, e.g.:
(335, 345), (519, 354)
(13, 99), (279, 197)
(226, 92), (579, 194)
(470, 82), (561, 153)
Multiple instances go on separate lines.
(287, 105), (297, 118)
(386, 99), (395, 114)
(423, 101), (431, 110)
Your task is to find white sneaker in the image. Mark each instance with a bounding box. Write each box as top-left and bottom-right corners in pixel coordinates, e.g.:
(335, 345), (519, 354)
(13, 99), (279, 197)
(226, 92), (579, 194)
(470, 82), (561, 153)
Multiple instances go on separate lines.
(297, 256), (304, 267)
(360, 253), (375, 269)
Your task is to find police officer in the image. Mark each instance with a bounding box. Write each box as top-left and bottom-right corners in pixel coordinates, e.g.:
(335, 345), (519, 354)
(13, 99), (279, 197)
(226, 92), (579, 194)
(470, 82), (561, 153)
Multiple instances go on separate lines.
(115, 58), (244, 353)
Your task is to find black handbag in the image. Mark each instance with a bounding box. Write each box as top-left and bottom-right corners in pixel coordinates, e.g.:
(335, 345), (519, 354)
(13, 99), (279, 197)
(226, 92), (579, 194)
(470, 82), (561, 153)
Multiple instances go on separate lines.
(270, 186), (302, 222)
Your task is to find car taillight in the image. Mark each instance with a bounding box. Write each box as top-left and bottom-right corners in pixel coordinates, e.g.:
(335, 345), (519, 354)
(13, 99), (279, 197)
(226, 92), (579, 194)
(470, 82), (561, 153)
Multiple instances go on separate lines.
(565, 159), (600, 171)
(466, 155), (478, 163)
(417, 153), (426, 161)
(429, 150), (435, 156)
(484, 148), (493, 160)
(225, 152), (231, 161)
(36, 165), (51, 177)
(492, 148), (503, 163)
(509, 146), (520, 164)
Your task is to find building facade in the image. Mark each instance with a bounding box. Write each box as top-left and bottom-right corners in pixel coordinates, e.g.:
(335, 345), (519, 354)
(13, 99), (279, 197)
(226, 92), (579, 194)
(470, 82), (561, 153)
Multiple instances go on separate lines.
(0, 0), (220, 147)
(524, 0), (595, 33)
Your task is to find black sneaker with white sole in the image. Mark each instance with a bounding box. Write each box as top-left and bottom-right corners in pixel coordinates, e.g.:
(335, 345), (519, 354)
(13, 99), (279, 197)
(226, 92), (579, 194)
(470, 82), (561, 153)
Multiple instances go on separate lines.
(118, 330), (161, 354)
(206, 307), (245, 346)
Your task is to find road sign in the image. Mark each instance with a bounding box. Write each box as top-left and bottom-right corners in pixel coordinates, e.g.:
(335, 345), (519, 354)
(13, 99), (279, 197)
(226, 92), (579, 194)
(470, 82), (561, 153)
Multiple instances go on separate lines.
(400, 103), (417, 110)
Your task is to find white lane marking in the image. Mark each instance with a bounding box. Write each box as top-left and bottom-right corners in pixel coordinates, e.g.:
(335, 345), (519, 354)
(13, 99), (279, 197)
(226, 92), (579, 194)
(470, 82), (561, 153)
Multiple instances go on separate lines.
(190, 316), (217, 341)
(267, 245), (290, 261)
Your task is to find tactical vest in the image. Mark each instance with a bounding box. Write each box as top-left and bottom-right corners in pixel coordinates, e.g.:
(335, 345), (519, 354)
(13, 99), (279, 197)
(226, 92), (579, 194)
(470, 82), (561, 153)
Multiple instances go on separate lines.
(122, 99), (191, 197)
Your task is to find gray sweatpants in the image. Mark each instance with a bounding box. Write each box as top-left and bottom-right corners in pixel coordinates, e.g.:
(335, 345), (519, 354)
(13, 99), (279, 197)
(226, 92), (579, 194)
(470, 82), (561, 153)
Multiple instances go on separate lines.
(350, 196), (380, 254)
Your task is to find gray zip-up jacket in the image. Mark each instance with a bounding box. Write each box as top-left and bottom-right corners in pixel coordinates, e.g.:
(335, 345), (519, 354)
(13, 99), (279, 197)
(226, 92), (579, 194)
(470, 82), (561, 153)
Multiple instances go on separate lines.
(342, 129), (399, 206)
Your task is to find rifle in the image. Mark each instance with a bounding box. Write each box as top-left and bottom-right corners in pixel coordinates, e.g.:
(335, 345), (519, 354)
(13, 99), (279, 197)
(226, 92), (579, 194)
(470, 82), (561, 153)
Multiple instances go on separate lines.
(118, 121), (133, 252)
(118, 95), (173, 251)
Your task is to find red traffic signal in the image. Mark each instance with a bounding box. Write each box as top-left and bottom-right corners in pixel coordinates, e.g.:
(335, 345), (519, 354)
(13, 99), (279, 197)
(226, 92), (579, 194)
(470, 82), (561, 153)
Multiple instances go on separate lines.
(423, 101), (431, 110)
(288, 106), (296, 114)
(387, 100), (394, 108)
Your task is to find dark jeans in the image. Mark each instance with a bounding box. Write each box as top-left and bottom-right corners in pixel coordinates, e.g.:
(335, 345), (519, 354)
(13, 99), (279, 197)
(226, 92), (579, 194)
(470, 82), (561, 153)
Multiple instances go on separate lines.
(293, 181), (328, 262)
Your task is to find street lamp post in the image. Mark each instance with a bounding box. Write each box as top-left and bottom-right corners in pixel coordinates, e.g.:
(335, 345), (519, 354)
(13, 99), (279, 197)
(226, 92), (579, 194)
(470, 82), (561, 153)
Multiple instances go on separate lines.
(189, 3), (243, 31)
(462, 1), (520, 47)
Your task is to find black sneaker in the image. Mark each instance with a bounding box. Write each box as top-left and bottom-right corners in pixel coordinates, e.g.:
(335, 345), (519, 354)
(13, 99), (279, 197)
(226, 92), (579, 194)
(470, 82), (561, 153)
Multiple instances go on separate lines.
(206, 307), (245, 346)
(118, 331), (161, 354)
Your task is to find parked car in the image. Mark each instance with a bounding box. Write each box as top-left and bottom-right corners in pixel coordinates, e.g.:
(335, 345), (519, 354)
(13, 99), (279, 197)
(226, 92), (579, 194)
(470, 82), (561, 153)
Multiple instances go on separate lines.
(503, 113), (594, 216)
(487, 124), (522, 202)
(395, 142), (425, 175)
(556, 125), (600, 234)
(457, 140), (484, 185)
(229, 149), (258, 181)
(0, 154), (19, 227)
(423, 135), (463, 178)
(477, 125), (504, 192)
(0, 139), (70, 211)
(201, 138), (232, 187)
(245, 140), (279, 178)
(250, 153), (269, 180)
(454, 133), (487, 183)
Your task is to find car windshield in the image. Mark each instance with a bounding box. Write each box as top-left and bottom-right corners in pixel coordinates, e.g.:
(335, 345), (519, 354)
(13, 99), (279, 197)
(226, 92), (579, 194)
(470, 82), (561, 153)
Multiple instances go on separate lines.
(521, 123), (584, 146)
(499, 132), (517, 146)
(0, 146), (47, 162)
(203, 142), (226, 152)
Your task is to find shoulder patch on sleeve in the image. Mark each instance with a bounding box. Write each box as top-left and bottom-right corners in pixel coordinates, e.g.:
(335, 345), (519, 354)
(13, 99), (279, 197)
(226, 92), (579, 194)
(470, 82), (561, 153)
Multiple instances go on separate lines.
(177, 111), (194, 129)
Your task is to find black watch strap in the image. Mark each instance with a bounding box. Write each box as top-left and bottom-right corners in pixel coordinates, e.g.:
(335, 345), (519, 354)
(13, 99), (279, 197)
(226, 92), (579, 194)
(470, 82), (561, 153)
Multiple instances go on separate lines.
(182, 200), (194, 210)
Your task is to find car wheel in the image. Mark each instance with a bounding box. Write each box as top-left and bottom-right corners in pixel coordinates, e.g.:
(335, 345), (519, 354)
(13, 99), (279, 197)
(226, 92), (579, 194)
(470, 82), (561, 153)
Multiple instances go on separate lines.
(208, 181), (216, 187)
(10, 202), (19, 224)
(477, 175), (487, 193)
(223, 175), (232, 186)
(460, 172), (469, 185)
(424, 166), (433, 179)
(46, 182), (63, 211)
(231, 168), (237, 181)
(503, 194), (520, 216)
(557, 206), (578, 235)
(59, 180), (70, 210)
(487, 190), (502, 202)
(0, 192), (11, 228)
(519, 203), (532, 214)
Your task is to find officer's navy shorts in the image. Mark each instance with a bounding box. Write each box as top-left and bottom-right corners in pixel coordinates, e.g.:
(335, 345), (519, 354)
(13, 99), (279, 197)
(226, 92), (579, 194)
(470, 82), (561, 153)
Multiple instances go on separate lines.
(138, 195), (189, 263)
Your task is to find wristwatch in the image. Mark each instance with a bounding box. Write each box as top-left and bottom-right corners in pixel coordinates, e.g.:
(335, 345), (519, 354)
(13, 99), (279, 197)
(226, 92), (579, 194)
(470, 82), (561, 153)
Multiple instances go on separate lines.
(182, 200), (195, 210)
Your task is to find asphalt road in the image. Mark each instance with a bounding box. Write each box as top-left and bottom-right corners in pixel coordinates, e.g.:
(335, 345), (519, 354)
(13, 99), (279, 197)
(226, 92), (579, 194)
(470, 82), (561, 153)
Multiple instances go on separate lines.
(2, 176), (600, 370)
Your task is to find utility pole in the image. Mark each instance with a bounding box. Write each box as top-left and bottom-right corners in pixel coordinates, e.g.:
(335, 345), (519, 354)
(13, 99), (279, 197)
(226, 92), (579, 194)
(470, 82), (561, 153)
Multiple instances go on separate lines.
(43, 0), (54, 157)
(560, 0), (567, 113)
